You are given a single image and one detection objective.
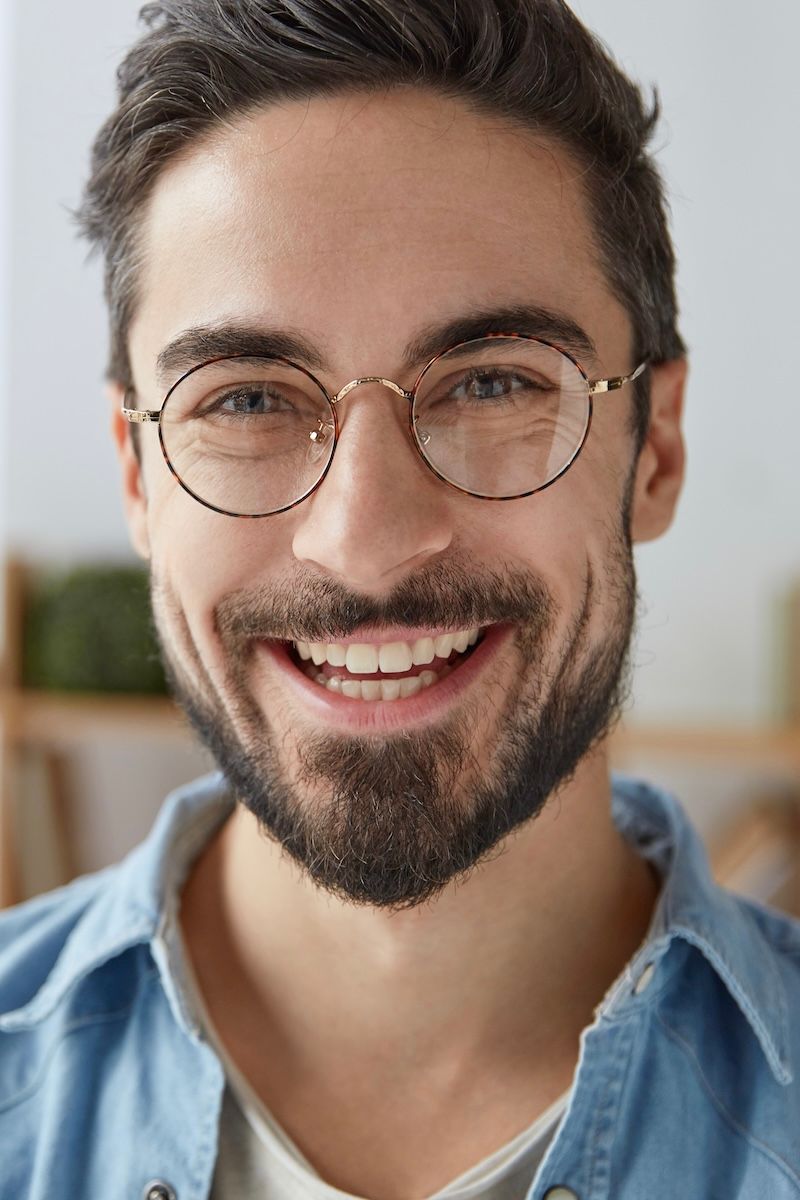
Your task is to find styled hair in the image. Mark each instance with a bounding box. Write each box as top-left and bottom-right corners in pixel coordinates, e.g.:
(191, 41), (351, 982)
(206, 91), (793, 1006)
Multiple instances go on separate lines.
(74, 0), (685, 451)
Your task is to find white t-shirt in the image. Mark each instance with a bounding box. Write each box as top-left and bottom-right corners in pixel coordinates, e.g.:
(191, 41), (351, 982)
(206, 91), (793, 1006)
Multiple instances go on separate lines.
(176, 928), (571, 1199)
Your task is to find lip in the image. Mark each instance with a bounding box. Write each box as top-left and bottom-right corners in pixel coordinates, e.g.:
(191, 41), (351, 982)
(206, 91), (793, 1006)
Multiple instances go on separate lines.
(254, 622), (512, 734)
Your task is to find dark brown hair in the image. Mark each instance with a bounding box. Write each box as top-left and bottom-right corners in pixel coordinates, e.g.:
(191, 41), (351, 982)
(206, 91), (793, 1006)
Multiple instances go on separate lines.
(74, 0), (685, 450)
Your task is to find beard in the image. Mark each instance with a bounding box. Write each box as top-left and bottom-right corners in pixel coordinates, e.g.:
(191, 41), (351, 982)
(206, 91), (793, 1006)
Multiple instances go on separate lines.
(150, 499), (638, 912)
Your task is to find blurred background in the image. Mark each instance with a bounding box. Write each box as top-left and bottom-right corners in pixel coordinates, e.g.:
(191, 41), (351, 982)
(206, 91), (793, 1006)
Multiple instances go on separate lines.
(0, 1), (798, 908)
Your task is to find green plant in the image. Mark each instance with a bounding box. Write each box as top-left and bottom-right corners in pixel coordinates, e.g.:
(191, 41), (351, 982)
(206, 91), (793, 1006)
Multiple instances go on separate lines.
(22, 564), (167, 694)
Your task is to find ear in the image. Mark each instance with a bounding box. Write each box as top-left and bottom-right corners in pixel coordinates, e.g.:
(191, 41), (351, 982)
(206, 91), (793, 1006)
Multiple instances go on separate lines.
(108, 381), (151, 561)
(629, 358), (688, 544)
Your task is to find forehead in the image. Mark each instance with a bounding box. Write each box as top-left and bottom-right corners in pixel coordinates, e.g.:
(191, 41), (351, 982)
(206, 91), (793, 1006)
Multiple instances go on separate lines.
(129, 89), (628, 384)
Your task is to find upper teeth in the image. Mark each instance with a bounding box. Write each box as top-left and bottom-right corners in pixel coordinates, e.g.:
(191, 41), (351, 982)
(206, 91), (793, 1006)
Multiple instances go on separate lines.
(294, 627), (481, 672)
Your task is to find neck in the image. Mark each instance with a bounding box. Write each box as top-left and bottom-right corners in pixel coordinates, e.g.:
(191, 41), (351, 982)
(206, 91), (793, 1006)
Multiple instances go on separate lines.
(180, 742), (660, 1080)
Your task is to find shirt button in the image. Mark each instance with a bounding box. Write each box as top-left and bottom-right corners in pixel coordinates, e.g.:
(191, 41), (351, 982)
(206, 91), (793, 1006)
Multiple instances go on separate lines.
(142, 1183), (177, 1200)
(543, 1188), (580, 1199)
(633, 962), (656, 995)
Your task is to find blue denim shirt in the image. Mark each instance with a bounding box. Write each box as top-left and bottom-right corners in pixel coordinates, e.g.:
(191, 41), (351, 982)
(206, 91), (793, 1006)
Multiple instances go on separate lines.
(1, 770), (799, 1199)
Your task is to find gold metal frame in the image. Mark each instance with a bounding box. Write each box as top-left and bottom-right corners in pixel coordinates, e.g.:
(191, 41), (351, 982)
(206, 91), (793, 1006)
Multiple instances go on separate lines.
(121, 334), (648, 517)
(587, 362), (647, 394)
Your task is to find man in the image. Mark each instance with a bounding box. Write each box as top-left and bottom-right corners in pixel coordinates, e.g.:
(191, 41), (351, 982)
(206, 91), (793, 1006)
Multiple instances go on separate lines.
(1, 1), (798, 1196)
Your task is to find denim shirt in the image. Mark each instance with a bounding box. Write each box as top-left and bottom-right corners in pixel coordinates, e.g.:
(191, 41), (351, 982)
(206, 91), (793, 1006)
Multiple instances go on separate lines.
(1, 770), (799, 1200)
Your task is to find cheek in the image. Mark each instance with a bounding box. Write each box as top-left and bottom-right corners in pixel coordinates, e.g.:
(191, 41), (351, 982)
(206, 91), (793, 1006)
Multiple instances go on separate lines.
(482, 489), (589, 581)
(145, 476), (290, 674)
(483, 466), (628, 637)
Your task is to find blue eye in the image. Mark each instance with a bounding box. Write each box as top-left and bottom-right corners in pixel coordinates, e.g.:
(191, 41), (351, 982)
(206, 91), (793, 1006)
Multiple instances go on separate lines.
(458, 370), (522, 402)
(444, 368), (551, 408)
(218, 386), (293, 415)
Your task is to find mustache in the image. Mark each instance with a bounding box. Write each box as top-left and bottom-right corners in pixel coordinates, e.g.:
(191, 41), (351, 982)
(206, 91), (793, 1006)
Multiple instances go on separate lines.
(213, 557), (558, 647)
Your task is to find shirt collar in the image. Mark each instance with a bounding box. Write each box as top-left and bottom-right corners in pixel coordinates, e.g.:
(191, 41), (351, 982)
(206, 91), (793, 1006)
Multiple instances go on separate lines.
(0, 770), (791, 1086)
(0, 772), (233, 1033)
(604, 773), (792, 1085)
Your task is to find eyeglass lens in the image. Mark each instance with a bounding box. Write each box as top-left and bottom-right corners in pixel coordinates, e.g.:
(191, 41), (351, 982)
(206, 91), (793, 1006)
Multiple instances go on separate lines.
(159, 338), (591, 516)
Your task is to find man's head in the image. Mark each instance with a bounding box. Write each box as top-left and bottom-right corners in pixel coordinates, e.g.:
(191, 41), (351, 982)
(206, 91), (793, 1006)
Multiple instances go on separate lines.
(77, 1), (686, 910)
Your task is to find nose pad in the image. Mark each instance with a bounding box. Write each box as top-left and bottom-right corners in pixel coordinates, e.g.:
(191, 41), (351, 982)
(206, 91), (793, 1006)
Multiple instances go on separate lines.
(292, 383), (454, 585)
(306, 419), (335, 466)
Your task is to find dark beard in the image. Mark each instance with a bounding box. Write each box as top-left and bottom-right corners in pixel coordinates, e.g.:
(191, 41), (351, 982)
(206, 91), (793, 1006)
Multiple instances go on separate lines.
(151, 511), (637, 912)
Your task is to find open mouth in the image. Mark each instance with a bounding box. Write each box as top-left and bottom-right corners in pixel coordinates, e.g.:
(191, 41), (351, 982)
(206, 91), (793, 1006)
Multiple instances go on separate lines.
(285, 626), (487, 702)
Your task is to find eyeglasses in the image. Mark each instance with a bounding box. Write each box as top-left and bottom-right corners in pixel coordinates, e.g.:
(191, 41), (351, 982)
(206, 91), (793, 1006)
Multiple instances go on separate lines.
(122, 334), (647, 518)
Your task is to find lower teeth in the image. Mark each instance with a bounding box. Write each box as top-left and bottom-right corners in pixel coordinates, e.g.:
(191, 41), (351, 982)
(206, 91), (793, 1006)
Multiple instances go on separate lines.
(304, 663), (451, 700)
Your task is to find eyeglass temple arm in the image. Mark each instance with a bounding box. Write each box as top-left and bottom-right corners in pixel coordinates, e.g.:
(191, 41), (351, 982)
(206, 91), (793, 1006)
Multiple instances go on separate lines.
(587, 361), (647, 396)
(122, 407), (160, 422)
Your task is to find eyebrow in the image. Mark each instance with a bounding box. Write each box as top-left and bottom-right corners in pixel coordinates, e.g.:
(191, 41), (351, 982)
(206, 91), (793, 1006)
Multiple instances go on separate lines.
(154, 303), (599, 389)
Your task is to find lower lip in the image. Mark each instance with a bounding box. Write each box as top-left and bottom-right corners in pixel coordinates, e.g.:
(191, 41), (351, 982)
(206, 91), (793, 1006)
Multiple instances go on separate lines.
(255, 623), (512, 733)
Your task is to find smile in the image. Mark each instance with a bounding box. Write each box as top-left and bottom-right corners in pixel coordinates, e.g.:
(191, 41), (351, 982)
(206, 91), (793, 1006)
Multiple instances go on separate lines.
(255, 623), (509, 733)
(292, 627), (482, 701)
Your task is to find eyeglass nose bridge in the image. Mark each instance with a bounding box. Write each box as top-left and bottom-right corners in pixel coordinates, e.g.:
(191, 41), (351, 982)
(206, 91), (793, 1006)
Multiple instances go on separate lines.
(330, 376), (414, 405)
(320, 373), (431, 468)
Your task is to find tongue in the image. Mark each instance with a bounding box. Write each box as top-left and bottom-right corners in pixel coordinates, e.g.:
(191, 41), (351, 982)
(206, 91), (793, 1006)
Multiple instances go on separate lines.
(315, 649), (462, 682)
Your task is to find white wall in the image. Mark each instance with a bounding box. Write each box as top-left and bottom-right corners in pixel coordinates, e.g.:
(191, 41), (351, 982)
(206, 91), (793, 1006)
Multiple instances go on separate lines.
(5, 0), (799, 728)
(575, 1), (800, 725)
(0, 1), (11, 602)
(7, 0), (141, 562)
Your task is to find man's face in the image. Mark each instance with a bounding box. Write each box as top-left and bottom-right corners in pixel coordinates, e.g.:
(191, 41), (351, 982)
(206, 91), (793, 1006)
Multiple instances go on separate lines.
(120, 90), (674, 909)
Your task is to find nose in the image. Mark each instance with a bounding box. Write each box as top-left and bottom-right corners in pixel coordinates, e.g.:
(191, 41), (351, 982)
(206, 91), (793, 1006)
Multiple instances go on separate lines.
(291, 381), (454, 591)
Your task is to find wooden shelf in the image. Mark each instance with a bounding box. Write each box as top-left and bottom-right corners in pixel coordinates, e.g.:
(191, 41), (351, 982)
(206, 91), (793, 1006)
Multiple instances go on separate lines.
(2, 689), (192, 747)
(612, 723), (800, 775)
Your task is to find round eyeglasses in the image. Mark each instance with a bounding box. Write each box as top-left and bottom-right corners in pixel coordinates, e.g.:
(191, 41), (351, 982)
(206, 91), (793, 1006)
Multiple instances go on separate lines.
(122, 334), (647, 518)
